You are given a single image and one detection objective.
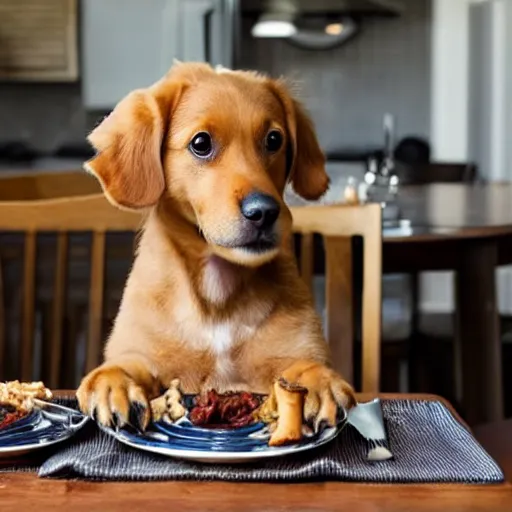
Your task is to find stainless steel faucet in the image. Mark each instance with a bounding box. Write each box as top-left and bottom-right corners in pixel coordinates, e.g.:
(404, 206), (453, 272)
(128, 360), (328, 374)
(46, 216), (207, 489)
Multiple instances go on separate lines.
(363, 113), (401, 222)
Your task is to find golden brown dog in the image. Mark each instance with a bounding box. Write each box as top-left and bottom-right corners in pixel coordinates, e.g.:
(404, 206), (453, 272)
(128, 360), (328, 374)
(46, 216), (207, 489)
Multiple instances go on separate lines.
(77, 62), (355, 430)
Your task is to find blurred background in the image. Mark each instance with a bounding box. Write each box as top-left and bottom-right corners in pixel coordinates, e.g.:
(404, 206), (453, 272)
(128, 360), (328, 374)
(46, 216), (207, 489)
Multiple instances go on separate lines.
(0, 0), (511, 423)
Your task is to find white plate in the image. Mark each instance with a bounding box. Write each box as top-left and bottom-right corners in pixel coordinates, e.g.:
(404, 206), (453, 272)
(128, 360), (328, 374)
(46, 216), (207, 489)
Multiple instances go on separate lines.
(101, 412), (346, 464)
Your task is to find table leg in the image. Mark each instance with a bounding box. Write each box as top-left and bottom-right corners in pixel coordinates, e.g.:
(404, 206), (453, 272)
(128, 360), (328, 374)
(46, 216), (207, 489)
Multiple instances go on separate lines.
(456, 240), (503, 425)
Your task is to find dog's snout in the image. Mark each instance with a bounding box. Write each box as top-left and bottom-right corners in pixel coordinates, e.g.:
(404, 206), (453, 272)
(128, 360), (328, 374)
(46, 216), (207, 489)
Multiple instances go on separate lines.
(241, 193), (280, 229)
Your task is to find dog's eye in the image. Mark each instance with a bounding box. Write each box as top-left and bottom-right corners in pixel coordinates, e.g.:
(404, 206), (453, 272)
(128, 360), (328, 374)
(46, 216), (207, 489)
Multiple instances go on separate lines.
(189, 132), (213, 158)
(265, 130), (283, 153)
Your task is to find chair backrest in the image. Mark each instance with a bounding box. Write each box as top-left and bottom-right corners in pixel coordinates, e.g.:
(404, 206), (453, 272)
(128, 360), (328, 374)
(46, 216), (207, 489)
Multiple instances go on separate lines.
(0, 172), (382, 394)
(0, 171), (140, 387)
(395, 162), (477, 185)
(290, 204), (382, 393)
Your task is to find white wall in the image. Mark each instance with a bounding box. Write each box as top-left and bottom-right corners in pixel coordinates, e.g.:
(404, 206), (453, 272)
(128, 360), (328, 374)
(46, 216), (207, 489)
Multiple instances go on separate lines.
(422, 0), (512, 316)
(430, 0), (470, 162)
(420, 0), (471, 314)
(468, 0), (510, 181)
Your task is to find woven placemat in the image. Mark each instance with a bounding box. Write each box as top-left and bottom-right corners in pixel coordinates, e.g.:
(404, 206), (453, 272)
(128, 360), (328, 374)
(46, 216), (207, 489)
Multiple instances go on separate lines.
(9, 399), (499, 483)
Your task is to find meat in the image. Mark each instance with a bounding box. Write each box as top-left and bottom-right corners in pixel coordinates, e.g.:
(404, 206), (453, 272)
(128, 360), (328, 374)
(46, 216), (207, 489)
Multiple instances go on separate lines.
(0, 404), (27, 430)
(189, 390), (261, 428)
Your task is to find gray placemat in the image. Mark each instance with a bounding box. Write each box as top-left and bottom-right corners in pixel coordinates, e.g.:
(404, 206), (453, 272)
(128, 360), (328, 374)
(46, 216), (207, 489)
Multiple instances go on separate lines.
(33, 399), (504, 483)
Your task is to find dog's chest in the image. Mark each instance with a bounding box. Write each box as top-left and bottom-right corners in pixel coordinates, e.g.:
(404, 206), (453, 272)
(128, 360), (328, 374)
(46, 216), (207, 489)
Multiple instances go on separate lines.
(205, 323), (254, 390)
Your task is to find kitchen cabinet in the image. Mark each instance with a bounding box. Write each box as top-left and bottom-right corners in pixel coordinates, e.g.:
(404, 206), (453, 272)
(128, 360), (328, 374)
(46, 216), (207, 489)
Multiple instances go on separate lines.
(82, 0), (236, 110)
(0, 0), (78, 82)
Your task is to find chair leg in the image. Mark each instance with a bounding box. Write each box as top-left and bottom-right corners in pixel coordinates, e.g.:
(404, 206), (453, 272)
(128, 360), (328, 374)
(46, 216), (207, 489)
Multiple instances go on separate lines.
(407, 272), (422, 391)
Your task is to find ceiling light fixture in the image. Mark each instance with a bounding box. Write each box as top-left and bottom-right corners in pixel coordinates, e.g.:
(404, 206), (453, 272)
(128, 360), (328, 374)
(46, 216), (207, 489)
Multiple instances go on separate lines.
(325, 23), (345, 36)
(287, 16), (359, 50)
(251, 0), (298, 39)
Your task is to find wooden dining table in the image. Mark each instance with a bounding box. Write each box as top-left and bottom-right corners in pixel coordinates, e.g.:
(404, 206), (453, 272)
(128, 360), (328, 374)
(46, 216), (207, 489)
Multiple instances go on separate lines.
(290, 181), (512, 425)
(382, 182), (512, 426)
(1, 392), (511, 512)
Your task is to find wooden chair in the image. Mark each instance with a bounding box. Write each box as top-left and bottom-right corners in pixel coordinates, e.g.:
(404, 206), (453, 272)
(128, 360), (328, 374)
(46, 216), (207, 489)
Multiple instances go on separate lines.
(0, 171), (139, 388)
(290, 204), (382, 393)
(0, 171), (382, 394)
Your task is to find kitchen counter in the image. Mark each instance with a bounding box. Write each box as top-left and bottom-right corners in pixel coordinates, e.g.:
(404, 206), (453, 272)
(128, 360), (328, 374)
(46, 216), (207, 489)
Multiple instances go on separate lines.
(0, 157), (85, 173)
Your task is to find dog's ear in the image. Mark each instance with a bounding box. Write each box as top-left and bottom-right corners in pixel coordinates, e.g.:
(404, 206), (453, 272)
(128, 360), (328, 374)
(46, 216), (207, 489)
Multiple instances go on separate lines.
(269, 80), (329, 201)
(85, 80), (182, 209)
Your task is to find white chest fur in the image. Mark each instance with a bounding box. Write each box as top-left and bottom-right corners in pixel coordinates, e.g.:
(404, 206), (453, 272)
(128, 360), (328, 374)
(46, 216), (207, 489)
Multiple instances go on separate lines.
(209, 323), (237, 382)
(204, 322), (255, 390)
(201, 255), (239, 305)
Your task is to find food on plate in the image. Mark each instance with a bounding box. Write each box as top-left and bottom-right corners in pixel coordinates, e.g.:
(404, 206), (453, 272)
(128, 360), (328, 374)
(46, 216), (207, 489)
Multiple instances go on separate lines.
(150, 379), (187, 423)
(149, 379), (318, 447)
(267, 378), (307, 447)
(0, 404), (28, 429)
(189, 390), (262, 428)
(0, 380), (52, 410)
(0, 380), (52, 429)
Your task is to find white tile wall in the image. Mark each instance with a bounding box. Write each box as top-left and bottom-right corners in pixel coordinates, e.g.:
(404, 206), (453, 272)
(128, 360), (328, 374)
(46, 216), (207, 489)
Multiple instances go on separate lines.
(239, 0), (432, 150)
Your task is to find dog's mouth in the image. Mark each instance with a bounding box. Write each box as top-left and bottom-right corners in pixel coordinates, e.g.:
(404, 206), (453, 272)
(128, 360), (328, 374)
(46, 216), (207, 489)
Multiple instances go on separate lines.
(206, 234), (279, 255)
(197, 225), (280, 263)
(235, 238), (277, 254)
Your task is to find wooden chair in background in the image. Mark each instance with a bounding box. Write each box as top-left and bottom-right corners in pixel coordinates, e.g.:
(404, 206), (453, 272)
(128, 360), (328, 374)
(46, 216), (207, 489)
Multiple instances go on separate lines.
(291, 204), (382, 393)
(0, 171), (139, 388)
(0, 172), (382, 394)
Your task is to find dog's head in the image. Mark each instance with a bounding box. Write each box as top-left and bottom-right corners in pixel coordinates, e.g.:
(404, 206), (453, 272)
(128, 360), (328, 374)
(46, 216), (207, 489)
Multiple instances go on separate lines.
(86, 62), (328, 267)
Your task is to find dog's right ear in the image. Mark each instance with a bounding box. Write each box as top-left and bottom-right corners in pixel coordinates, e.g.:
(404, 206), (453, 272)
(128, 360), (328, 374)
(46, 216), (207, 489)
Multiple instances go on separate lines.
(85, 80), (183, 210)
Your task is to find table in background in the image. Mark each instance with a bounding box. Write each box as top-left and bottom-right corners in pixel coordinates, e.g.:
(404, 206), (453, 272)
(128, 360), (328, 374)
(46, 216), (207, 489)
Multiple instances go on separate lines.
(385, 183), (512, 425)
(289, 183), (512, 425)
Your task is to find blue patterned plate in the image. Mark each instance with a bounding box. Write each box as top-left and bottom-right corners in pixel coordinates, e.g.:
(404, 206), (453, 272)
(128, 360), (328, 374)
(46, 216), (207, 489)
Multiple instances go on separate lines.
(0, 400), (89, 458)
(102, 400), (347, 464)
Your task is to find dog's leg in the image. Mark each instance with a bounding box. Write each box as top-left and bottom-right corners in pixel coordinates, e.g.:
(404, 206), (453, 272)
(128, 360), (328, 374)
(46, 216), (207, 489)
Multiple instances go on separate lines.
(279, 360), (356, 430)
(77, 357), (158, 430)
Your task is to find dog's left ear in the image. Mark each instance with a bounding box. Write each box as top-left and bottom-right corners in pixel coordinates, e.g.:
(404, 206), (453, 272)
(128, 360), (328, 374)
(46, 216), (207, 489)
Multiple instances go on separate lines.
(85, 80), (182, 210)
(269, 80), (329, 201)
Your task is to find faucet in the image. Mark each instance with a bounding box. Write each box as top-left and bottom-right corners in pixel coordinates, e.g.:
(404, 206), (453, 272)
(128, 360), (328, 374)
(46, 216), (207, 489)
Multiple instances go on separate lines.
(381, 113), (395, 177)
(363, 113), (401, 216)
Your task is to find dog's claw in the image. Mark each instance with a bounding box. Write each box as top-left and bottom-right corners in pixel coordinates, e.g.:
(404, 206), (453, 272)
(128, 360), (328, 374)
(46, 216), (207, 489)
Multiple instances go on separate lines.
(112, 412), (122, 430)
(314, 418), (329, 434)
(128, 402), (148, 432)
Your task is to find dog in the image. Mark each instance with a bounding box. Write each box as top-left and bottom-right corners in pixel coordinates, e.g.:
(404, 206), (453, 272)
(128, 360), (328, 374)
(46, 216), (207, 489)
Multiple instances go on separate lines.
(77, 62), (355, 431)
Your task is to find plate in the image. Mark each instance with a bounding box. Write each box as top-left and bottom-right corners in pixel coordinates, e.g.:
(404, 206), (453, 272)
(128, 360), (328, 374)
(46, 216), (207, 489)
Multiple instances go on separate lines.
(102, 397), (347, 464)
(0, 400), (89, 458)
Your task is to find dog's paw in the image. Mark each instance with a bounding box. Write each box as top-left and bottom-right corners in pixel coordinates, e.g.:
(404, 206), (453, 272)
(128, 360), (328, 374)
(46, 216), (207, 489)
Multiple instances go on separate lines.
(77, 366), (150, 430)
(280, 361), (356, 431)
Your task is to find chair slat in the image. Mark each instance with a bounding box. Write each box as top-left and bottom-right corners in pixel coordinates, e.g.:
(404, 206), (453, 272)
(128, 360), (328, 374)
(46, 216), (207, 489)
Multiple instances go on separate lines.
(63, 304), (80, 389)
(86, 232), (106, 373)
(21, 232), (36, 381)
(291, 204), (382, 392)
(361, 218), (382, 393)
(300, 233), (314, 292)
(324, 236), (353, 383)
(49, 233), (68, 388)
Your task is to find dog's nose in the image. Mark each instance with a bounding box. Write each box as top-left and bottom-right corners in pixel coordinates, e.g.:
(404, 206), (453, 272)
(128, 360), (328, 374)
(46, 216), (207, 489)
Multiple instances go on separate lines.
(240, 193), (280, 229)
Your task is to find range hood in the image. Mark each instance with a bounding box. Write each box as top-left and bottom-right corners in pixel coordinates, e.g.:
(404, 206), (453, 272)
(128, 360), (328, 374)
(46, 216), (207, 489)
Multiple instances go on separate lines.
(242, 0), (404, 18)
(244, 0), (403, 50)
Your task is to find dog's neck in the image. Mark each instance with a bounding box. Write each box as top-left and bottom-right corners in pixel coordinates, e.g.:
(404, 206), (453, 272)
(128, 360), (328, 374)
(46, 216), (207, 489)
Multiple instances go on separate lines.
(138, 201), (279, 312)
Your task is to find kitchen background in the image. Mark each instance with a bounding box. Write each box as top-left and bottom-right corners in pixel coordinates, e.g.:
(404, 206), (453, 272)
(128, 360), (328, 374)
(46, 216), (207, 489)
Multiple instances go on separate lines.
(0, 0), (431, 163)
(0, 0), (511, 390)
